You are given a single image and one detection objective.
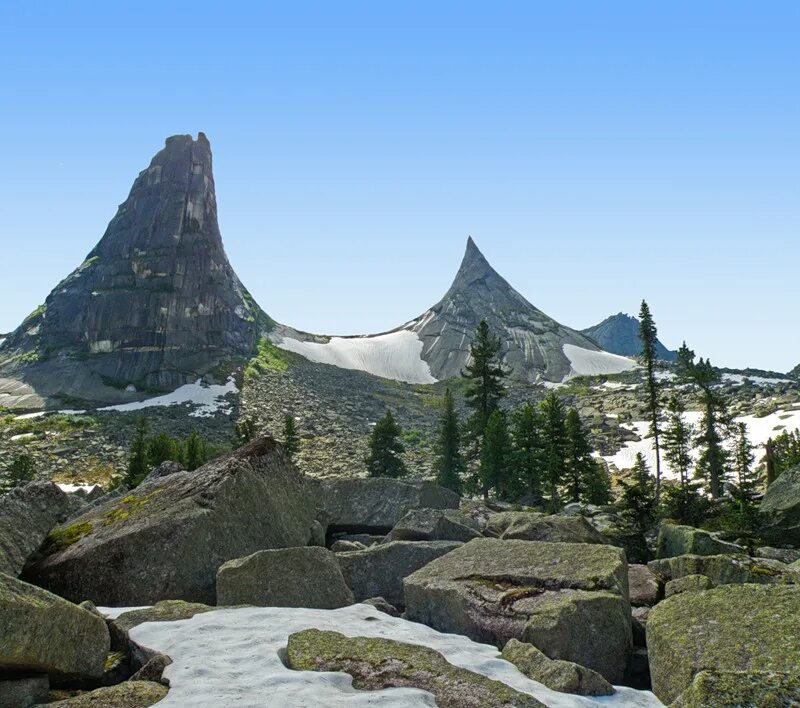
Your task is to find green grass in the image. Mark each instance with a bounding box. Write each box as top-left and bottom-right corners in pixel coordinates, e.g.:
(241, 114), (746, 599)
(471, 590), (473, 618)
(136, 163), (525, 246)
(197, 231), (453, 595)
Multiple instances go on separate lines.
(244, 338), (294, 380)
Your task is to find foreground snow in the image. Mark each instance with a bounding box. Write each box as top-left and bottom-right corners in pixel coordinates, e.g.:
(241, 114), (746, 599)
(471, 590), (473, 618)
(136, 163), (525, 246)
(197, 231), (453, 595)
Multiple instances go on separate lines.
(605, 407), (800, 477)
(562, 345), (638, 380)
(117, 604), (661, 708)
(55, 483), (101, 494)
(97, 378), (238, 418)
(278, 331), (436, 384)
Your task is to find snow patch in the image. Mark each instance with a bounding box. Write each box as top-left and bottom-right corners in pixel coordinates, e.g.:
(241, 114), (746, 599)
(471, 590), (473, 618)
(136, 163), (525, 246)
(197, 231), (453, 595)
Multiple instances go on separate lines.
(562, 344), (637, 379)
(722, 373), (792, 387)
(98, 378), (238, 418)
(122, 604), (660, 708)
(278, 331), (436, 384)
(56, 483), (102, 494)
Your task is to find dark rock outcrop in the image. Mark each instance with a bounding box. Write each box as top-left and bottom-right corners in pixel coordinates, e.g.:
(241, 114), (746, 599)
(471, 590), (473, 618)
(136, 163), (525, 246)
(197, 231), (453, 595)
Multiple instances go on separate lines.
(0, 133), (269, 406)
(0, 481), (76, 576)
(23, 438), (317, 604)
(316, 477), (460, 534)
(759, 463), (800, 546)
(656, 522), (745, 559)
(384, 508), (481, 543)
(581, 312), (676, 361)
(486, 512), (612, 545)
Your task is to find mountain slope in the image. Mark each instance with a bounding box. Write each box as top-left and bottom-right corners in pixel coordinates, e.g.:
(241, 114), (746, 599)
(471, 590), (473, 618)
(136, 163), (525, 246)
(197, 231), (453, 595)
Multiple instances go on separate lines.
(582, 313), (676, 361)
(0, 134), (268, 407)
(275, 238), (636, 384)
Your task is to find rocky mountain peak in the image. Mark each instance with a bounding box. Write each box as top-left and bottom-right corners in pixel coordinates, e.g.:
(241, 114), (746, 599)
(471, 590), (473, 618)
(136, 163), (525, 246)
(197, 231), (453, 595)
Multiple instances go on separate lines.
(581, 312), (676, 361)
(0, 133), (270, 406)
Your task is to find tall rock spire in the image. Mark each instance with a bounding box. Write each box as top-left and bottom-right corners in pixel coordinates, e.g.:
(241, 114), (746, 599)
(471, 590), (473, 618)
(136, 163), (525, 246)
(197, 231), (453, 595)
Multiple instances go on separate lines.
(1, 134), (269, 404)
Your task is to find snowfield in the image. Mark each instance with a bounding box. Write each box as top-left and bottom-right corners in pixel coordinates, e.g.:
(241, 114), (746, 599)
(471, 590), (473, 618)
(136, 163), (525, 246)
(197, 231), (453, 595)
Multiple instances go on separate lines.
(55, 483), (102, 494)
(605, 407), (800, 478)
(562, 344), (638, 379)
(278, 331), (437, 384)
(98, 378), (238, 417)
(117, 604), (662, 708)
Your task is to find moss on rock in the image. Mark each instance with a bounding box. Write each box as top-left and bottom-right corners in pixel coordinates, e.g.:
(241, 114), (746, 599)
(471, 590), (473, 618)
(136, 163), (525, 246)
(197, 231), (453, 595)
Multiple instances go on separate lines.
(671, 670), (800, 708)
(647, 584), (800, 704)
(286, 628), (545, 707)
(45, 680), (168, 706)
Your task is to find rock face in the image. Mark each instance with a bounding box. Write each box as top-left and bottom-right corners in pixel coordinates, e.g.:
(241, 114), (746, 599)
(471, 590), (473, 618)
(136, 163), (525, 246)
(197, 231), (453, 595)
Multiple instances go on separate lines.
(24, 438), (317, 604)
(760, 463), (800, 545)
(285, 629), (545, 708)
(0, 133), (269, 406)
(216, 547), (355, 609)
(664, 574), (715, 597)
(384, 508), (481, 543)
(404, 238), (625, 383)
(486, 512), (611, 545)
(627, 564), (661, 606)
(0, 674), (49, 707)
(403, 538), (632, 682)
(0, 572), (110, 680)
(656, 523), (745, 559)
(581, 312), (676, 361)
(501, 638), (614, 696)
(45, 680), (168, 707)
(0, 481), (76, 576)
(648, 553), (799, 587)
(646, 584), (800, 703)
(755, 546), (800, 564)
(336, 540), (462, 607)
(316, 477), (460, 533)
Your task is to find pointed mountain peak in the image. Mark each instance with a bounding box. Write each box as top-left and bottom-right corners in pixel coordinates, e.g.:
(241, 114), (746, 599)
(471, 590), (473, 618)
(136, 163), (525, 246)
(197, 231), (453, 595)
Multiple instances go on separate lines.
(452, 236), (504, 289)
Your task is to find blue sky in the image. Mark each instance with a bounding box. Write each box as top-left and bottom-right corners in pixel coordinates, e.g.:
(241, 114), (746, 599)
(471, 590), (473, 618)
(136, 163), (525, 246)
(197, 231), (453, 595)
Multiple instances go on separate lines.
(1, 2), (798, 371)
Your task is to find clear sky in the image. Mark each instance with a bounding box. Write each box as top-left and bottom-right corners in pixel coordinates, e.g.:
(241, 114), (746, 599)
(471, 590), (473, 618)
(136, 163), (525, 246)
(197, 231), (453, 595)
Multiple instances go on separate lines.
(1, 2), (798, 372)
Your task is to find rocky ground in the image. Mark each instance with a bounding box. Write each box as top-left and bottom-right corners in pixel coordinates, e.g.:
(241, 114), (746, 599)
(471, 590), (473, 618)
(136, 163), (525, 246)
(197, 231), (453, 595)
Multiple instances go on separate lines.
(1, 440), (799, 706)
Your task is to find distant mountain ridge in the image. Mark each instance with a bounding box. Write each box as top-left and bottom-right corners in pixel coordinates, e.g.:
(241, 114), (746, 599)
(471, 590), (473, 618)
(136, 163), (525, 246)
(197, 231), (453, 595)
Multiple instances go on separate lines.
(581, 312), (676, 362)
(274, 238), (637, 384)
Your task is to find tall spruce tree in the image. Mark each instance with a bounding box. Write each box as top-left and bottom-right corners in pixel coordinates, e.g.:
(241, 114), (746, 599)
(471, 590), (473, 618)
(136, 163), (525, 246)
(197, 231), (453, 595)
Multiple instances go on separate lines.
(184, 430), (207, 471)
(677, 342), (730, 498)
(583, 460), (613, 506)
(539, 391), (568, 511)
(433, 388), (464, 494)
(462, 320), (506, 451)
(618, 452), (657, 562)
(366, 410), (407, 478)
(282, 414), (299, 461)
(510, 403), (543, 502)
(479, 410), (512, 500)
(638, 300), (664, 501)
(564, 408), (595, 503)
(731, 422), (758, 519)
(125, 417), (149, 488)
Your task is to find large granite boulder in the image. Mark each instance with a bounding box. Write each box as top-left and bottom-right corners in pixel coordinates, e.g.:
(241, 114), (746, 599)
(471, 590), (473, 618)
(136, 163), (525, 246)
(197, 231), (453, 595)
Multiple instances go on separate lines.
(664, 574), (715, 597)
(760, 464), (800, 546)
(0, 572), (110, 680)
(647, 584), (800, 704)
(0, 674), (49, 707)
(23, 438), (317, 605)
(315, 477), (459, 533)
(627, 564), (661, 606)
(285, 629), (545, 707)
(216, 546), (354, 609)
(0, 481), (76, 576)
(671, 670), (800, 707)
(755, 546), (800, 564)
(384, 508), (481, 543)
(485, 512), (611, 544)
(336, 540), (461, 607)
(648, 553), (799, 587)
(656, 523), (745, 559)
(501, 638), (614, 696)
(403, 538), (631, 683)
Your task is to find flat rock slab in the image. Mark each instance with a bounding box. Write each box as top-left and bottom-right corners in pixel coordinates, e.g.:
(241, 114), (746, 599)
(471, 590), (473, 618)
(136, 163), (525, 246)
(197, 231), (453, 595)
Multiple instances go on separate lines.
(0, 572), (110, 680)
(671, 670), (800, 707)
(647, 583), (800, 704)
(45, 680), (168, 706)
(656, 523), (745, 559)
(286, 628), (546, 707)
(403, 538), (631, 683)
(23, 438), (317, 605)
(217, 546), (354, 609)
(648, 553), (799, 586)
(384, 508), (481, 543)
(487, 512), (612, 545)
(336, 540), (462, 607)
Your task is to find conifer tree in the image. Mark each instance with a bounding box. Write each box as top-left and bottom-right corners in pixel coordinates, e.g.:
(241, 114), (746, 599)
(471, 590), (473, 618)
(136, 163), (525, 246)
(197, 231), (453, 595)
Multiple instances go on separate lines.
(366, 410), (407, 478)
(583, 460), (612, 506)
(638, 300), (664, 501)
(618, 452), (657, 562)
(564, 408), (594, 503)
(433, 388), (464, 495)
(510, 403), (543, 501)
(147, 432), (178, 467)
(282, 414), (299, 461)
(184, 430), (206, 471)
(462, 320), (506, 451)
(662, 396), (694, 491)
(125, 417), (149, 488)
(235, 418), (256, 445)
(731, 422), (758, 518)
(769, 429), (800, 481)
(479, 410), (511, 500)
(677, 342), (729, 498)
(539, 391), (568, 511)
(2, 453), (35, 491)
